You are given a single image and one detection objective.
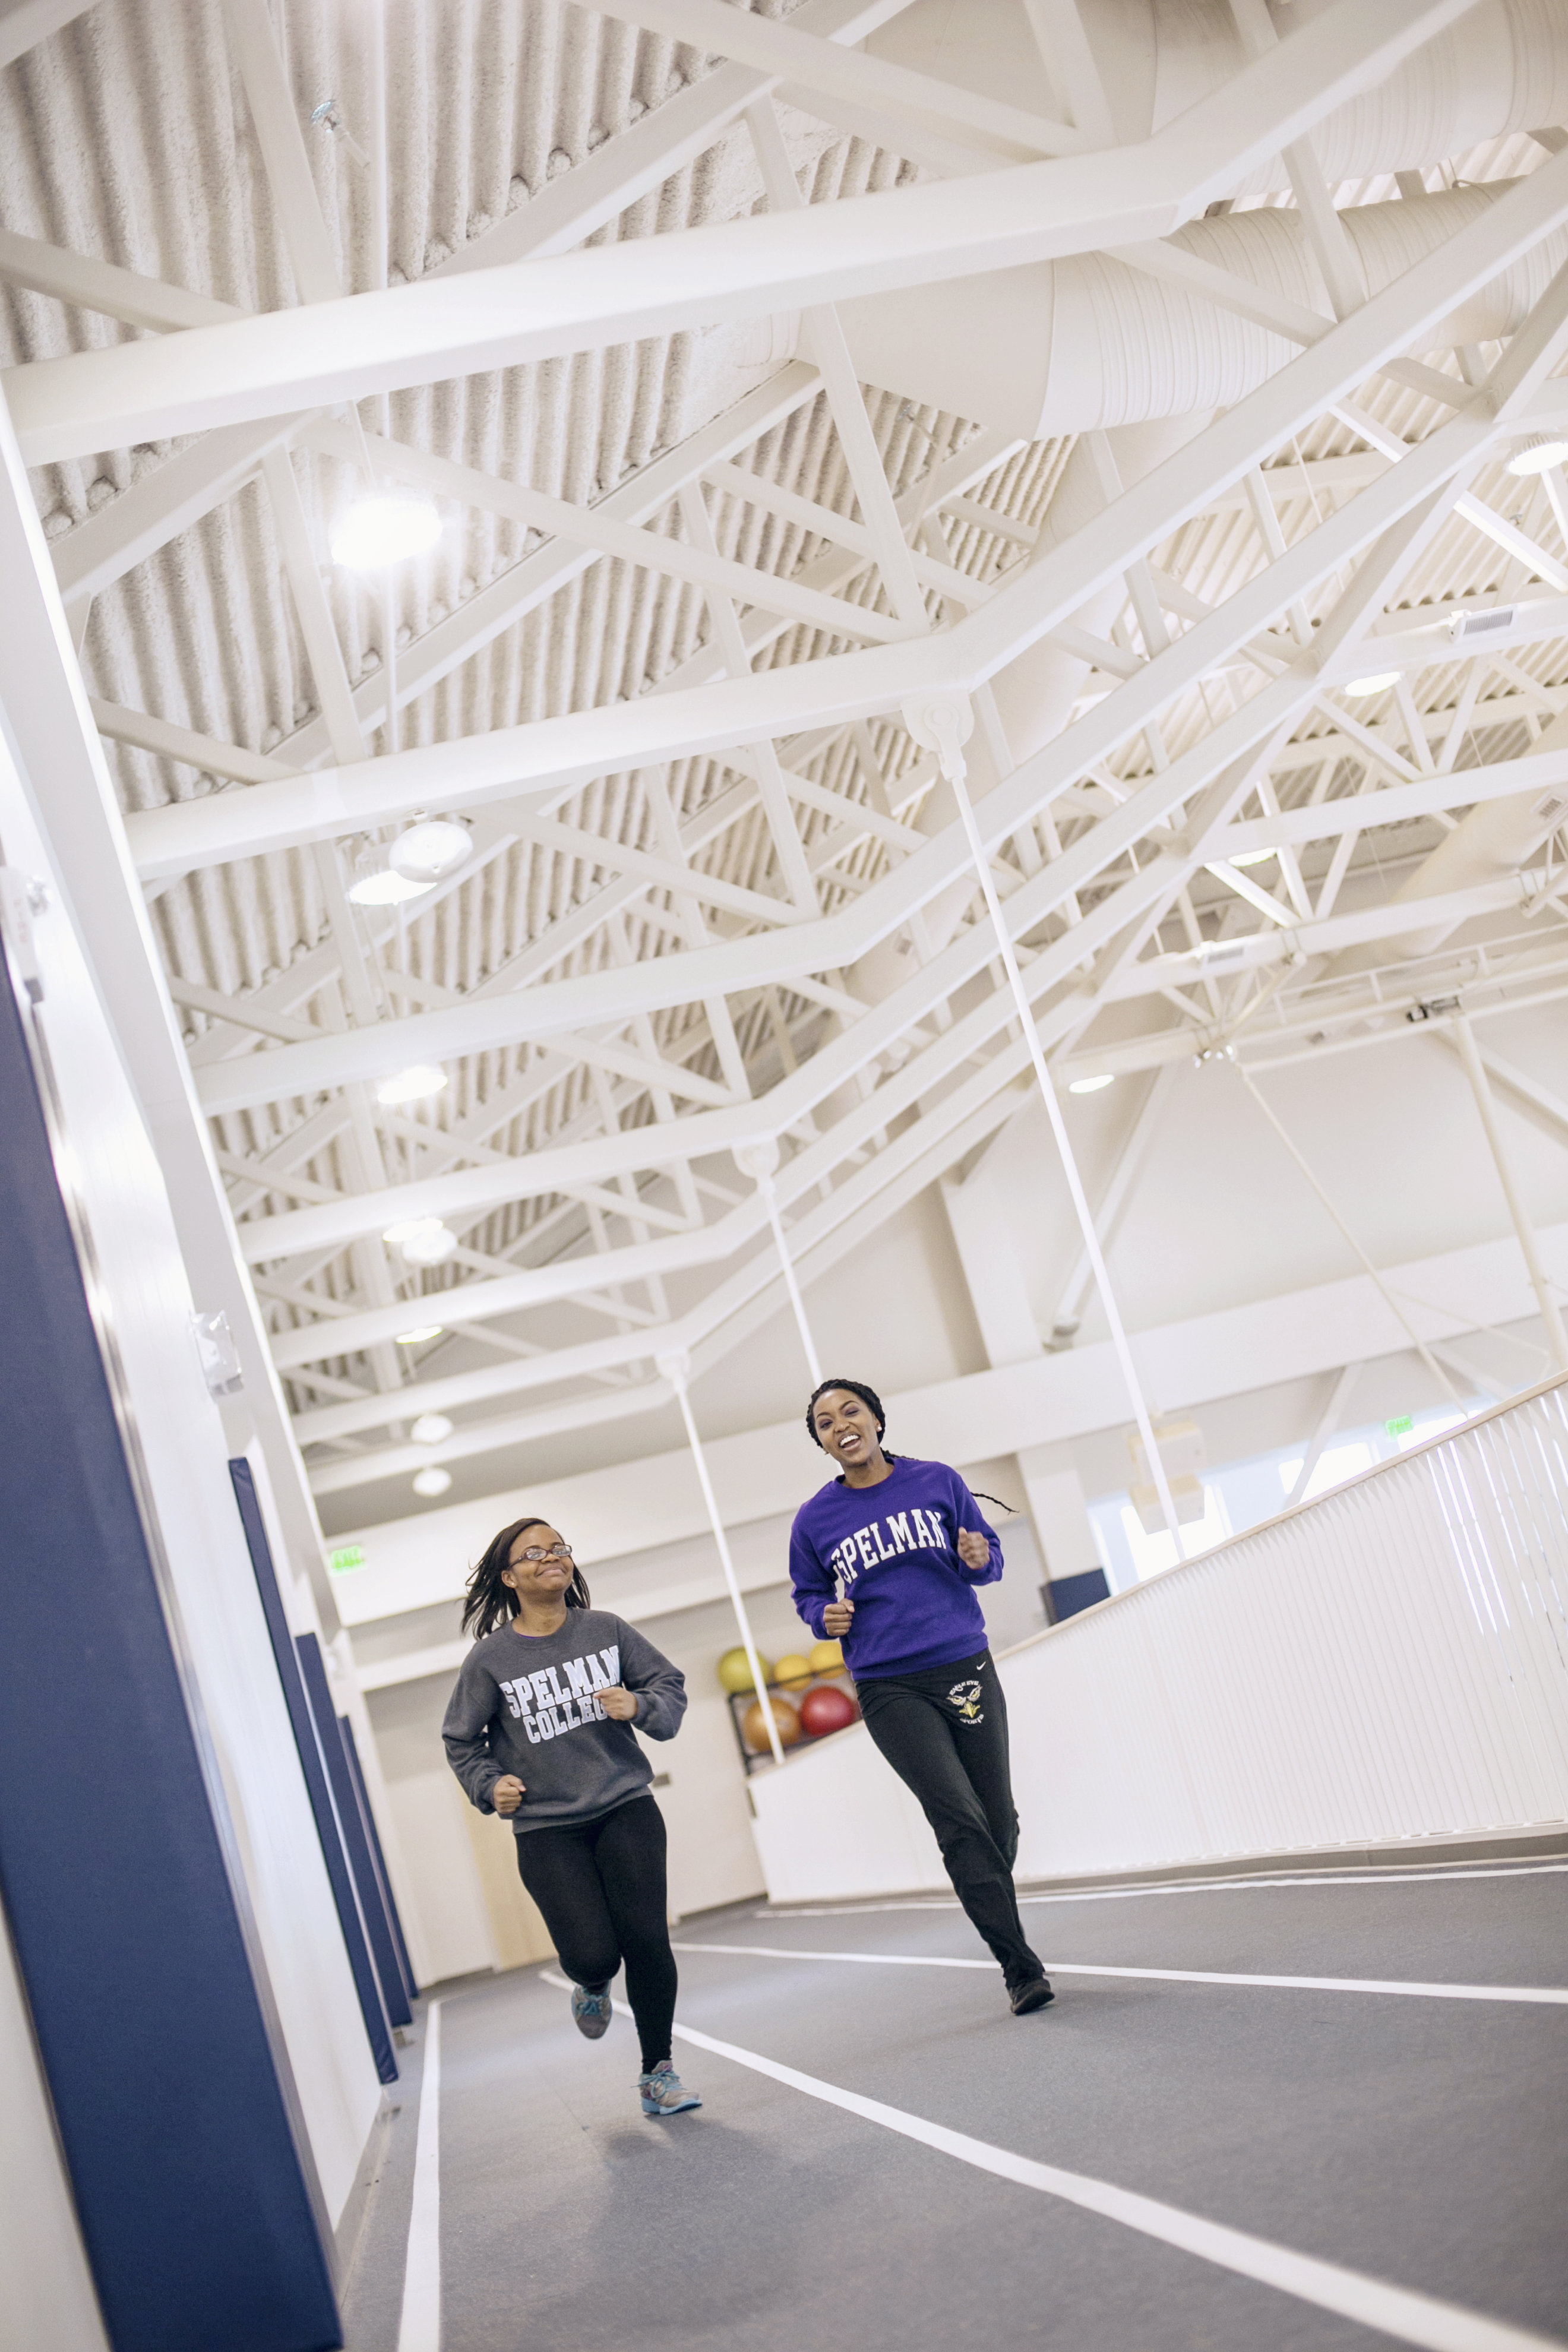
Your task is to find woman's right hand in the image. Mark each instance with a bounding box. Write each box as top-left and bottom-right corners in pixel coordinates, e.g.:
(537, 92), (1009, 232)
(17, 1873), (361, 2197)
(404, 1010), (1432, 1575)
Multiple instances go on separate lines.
(821, 1599), (854, 1638)
(491, 1774), (526, 1817)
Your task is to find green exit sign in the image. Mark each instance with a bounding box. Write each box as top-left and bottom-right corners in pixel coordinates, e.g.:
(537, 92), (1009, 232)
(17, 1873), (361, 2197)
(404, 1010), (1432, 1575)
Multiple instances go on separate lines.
(328, 1544), (366, 1575)
(1384, 1416), (1413, 1438)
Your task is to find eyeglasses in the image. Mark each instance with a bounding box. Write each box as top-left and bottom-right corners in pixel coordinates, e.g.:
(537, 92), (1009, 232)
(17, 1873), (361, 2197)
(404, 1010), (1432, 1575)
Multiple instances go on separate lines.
(513, 1542), (574, 1564)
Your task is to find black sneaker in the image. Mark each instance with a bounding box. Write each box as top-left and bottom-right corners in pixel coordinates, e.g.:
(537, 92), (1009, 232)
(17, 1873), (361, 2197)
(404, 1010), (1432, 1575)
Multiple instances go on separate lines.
(1009, 1975), (1055, 2015)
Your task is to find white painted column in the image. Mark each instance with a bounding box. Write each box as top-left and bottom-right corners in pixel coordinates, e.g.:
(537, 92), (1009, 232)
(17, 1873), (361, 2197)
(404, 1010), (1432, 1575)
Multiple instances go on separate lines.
(1016, 1443), (1102, 1591)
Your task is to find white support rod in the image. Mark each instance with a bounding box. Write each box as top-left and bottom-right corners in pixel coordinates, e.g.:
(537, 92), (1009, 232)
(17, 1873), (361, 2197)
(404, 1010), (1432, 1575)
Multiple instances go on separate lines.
(916, 700), (1183, 1545)
(662, 1358), (787, 1765)
(760, 1177), (823, 1385)
(1234, 1067), (1465, 1405)
(1284, 1361), (1363, 1506)
(1450, 1016), (1568, 1371)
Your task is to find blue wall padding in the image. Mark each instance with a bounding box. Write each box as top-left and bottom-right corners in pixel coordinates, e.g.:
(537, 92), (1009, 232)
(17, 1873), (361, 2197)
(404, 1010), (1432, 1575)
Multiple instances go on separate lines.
(1050, 1567), (1113, 1621)
(229, 1460), (399, 2082)
(0, 975), (342, 2350)
(296, 1635), (414, 2029)
(338, 1712), (419, 2003)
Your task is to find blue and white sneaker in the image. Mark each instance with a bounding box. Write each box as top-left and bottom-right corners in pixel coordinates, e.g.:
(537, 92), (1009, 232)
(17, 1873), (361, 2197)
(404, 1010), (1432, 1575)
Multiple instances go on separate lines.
(571, 1983), (612, 2040)
(638, 2064), (701, 2117)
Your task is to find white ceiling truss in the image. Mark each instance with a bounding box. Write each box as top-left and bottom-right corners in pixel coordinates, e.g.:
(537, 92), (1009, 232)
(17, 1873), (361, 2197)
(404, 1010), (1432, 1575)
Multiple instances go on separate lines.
(4, 0), (1568, 1513)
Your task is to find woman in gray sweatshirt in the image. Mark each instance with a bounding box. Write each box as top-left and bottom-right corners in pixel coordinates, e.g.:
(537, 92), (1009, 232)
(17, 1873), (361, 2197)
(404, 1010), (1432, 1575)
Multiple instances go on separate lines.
(442, 1515), (699, 2118)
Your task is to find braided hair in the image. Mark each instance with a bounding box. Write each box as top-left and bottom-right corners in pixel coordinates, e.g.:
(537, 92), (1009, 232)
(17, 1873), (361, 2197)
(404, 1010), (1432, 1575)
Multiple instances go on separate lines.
(803, 1377), (1018, 1513)
(461, 1515), (593, 1639)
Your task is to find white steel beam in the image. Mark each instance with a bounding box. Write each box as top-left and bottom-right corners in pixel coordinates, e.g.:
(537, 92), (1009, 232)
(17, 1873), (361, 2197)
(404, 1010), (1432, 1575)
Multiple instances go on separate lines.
(299, 418), (910, 645)
(4, 0), (1485, 462)
(167, 361), (1563, 1124)
(122, 146), (1568, 883)
(0, 0), (96, 69)
(570, 0), (1084, 163)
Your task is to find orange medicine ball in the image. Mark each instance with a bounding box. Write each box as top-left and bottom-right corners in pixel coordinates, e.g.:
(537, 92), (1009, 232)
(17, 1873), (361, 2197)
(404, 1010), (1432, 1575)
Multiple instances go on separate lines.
(740, 1696), (802, 1753)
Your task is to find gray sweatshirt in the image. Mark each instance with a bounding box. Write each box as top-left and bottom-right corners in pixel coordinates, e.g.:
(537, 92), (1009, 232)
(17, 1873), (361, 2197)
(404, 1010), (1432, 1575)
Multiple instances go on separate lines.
(441, 1608), (686, 1833)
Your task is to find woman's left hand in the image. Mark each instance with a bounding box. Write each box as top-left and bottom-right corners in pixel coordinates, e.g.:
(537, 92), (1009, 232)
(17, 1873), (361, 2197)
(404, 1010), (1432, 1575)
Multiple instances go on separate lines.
(599, 1685), (640, 1721)
(956, 1528), (991, 1570)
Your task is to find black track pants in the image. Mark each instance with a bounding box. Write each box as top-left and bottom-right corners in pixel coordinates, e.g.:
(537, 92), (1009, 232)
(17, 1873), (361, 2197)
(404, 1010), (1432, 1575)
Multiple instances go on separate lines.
(856, 1651), (1043, 1986)
(514, 1794), (677, 2072)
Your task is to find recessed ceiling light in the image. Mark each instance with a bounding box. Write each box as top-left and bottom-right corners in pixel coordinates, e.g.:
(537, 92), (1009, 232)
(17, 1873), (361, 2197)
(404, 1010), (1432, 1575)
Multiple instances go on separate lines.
(384, 1217), (459, 1266)
(395, 1325), (444, 1345)
(411, 1412), (454, 1444)
(1228, 846), (1278, 868)
(412, 1466), (453, 1497)
(376, 1064), (448, 1106)
(330, 492), (442, 570)
(390, 815), (472, 883)
(1068, 1073), (1115, 1094)
(1343, 669), (1402, 698)
(1504, 434), (1568, 478)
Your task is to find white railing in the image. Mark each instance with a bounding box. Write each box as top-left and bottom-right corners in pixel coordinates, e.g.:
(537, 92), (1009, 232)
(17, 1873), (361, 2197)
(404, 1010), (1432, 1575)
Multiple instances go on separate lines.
(749, 1373), (1568, 1903)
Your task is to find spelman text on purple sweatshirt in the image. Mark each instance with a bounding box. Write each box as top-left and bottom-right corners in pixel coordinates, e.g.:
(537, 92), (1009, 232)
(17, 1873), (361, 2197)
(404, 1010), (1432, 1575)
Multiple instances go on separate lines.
(788, 1456), (1003, 1680)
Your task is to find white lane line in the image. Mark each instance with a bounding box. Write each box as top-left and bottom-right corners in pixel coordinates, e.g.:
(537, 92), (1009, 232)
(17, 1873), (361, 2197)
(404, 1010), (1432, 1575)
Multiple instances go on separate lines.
(768, 1860), (1568, 1918)
(646, 2005), (1562, 2352)
(397, 1998), (442, 2352)
(673, 1941), (1568, 2005)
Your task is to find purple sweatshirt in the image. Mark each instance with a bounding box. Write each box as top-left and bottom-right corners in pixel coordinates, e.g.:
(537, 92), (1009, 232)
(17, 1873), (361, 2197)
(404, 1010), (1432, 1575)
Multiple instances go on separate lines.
(788, 1456), (1003, 1680)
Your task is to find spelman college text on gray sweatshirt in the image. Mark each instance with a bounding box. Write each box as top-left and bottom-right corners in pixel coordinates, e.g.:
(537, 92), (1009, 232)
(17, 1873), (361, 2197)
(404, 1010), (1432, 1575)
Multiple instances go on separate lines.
(442, 1608), (687, 1832)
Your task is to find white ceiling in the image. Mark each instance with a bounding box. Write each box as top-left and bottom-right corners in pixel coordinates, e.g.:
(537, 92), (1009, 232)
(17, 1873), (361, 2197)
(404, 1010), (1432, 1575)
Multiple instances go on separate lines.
(3, 0), (1567, 1534)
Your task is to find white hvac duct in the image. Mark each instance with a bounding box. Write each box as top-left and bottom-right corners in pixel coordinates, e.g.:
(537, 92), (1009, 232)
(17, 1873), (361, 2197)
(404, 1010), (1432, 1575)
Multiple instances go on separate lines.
(839, 183), (1568, 440)
(868, 0), (1568, 197)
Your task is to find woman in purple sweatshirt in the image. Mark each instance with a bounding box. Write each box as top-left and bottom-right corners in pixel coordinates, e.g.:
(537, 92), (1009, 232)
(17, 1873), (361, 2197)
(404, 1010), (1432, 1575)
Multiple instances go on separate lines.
(788, 1379), (1052, 2015)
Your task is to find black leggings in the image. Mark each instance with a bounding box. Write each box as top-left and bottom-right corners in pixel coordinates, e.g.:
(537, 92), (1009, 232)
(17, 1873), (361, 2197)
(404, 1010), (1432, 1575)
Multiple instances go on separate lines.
(857, 1651), (1043, 1987)
(514, 1794), (677, 2073)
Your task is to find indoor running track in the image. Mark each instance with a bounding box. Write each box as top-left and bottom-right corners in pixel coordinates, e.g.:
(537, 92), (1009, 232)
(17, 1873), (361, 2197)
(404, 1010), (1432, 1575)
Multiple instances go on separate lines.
(340, 1858), (1568, 2352)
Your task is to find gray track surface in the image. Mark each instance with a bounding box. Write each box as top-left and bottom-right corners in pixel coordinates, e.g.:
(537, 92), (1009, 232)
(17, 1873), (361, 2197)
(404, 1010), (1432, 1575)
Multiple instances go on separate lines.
(340, 1864), (1568, 2351)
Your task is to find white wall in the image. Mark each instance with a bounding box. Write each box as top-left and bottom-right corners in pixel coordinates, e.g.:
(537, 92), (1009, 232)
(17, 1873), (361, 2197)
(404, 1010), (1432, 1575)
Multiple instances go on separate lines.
(0, 590), (382, 2221)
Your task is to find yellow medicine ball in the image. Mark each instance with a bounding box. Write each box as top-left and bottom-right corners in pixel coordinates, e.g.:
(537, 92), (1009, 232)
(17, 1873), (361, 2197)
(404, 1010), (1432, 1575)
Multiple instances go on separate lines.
(716, 1645), (773, 1694)
(808, 1639), (845, 1674)
(773, 1654), (813, 1692)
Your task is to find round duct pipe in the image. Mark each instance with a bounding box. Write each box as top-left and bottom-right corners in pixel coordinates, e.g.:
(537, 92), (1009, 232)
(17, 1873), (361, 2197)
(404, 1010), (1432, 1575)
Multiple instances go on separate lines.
(838, 184), (1568, 441)
(868, 0), (1568, 198)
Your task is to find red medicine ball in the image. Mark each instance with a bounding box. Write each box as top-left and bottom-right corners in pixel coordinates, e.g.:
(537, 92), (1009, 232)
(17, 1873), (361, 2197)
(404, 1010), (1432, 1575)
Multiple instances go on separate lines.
(799, 1684), (858, 1738)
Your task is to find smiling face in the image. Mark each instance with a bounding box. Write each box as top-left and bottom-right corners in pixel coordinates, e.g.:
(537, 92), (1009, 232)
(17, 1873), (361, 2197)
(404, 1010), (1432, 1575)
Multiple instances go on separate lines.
(500, 1523), (574, 1611)
(811, 1389), (886, 1476)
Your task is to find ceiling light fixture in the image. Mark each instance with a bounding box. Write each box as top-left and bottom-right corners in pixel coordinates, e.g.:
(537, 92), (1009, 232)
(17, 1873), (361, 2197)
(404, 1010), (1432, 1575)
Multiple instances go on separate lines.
(1068, 1073), (1115, 1094)
(390, 814), (472, 884)
(375, 1064), (448, 1106)
(1343, 669), (1402, 698)
(346, 841), (437, 907)
(410, 1412), (454, 1444)
(383, 1216), (459, 1266)
(1228, 846), (1278, 868)
(1504, 433), (1568, 477)
(330, 492), (442, 570)
(412, 1466), (453, 1498)
(395, 1325), (444, 1345)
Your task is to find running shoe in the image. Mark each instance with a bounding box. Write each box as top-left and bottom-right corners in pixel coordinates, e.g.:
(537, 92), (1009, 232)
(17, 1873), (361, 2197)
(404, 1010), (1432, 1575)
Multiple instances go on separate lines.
(638, 2065), (702, 2117)
(1009, 1975), (1055, 2016)
(571, 1983), (612, 2039)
